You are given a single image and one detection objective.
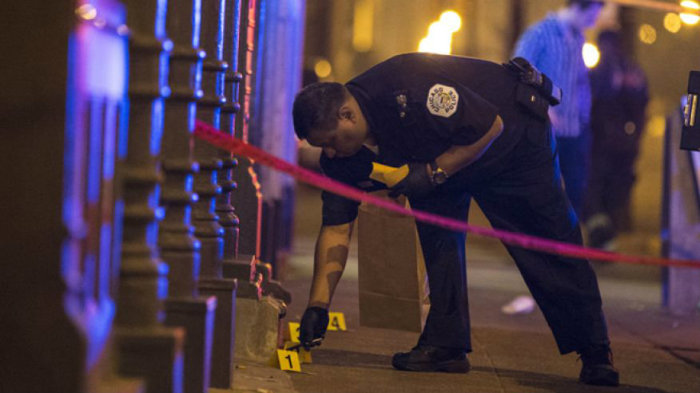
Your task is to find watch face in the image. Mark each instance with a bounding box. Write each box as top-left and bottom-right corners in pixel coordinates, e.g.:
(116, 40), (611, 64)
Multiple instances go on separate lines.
(433, 169), (447, 185)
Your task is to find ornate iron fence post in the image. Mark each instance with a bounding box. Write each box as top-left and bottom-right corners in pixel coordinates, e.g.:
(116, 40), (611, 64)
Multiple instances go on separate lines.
(219, 0), (262, 300)
(113, 1), (187, 392)
(160, 0), (203, 301)
(232, 0), (263, 263)
(159, 1), (220, 392)
(193, 0), (240, 388)
(219, 0), (243, 272)
(222, 0), (264, 302)
(193, 0), (225, 278)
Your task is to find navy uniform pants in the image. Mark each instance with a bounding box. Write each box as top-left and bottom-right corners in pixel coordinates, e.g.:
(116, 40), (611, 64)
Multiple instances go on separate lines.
(409, 118), (609, 355)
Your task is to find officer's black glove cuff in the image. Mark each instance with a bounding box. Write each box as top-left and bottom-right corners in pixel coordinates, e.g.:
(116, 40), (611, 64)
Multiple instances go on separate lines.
(388, 162), (435, 199)
(299, 307), (329, 350)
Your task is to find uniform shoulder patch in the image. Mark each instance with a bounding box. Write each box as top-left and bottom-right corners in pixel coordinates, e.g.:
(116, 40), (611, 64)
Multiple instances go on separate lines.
(426, 83), (459, 118)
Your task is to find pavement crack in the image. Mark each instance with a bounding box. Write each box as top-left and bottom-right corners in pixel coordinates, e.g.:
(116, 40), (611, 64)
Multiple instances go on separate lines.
(473, 334), (507, 393)
(609, 316), (700, 369)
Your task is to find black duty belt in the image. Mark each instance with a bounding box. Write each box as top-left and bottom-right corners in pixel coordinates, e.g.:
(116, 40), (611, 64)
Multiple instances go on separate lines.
(504, 57), (562, 121)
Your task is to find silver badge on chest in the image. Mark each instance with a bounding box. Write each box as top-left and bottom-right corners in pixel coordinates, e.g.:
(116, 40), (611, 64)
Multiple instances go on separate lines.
(427, 83), (459, 118)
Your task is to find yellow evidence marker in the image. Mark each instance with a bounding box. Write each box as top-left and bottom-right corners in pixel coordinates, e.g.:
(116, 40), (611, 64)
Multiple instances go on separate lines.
(284, 341), (312, 364)
(299, 348), (312, 364)
(369, 162), (409, 188)
(326, 312), (347, 331)
(275, 349), (301, 372)
(288, 322), (301, 343)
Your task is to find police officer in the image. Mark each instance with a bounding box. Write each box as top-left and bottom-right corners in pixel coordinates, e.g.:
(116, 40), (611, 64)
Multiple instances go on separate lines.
(292, 53), (619, 387)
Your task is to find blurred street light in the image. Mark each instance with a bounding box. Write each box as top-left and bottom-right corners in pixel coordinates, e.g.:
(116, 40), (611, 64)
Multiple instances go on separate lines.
(664, 12), (682, 32)
(604, 0), (699, 25)
(583, 42), (601, 68)
(680, 0), (700, 25)
(353, 0), (375, 52)
(439, 10), (462, 32)
(314, 59), (332, 79)
(418, 10), (462, 55)
(75, 4), (97, 20)
(639, 23), (658, 44)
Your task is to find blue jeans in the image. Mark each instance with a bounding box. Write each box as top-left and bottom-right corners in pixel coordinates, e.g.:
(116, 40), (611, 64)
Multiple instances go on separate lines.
(555, 133), (590, 218)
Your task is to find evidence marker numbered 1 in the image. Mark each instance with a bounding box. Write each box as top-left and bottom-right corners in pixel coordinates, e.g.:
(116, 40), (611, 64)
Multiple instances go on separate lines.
(284, 341), (312, 364)
(275, 348), (301, 372)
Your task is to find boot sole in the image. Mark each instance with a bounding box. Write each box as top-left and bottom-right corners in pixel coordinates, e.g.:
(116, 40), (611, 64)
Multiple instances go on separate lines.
(579, 366), (620, 386)
(580, 378), (620, 387)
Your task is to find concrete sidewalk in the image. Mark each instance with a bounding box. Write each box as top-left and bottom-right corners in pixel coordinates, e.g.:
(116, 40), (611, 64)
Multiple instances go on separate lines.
(229, 186), (700, 393)
(282, 269), (699, 393)
(229, 240), (700, 393)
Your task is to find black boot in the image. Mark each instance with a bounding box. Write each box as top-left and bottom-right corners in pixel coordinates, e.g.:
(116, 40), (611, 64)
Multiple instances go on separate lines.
(392, 345), (470, 373)
(578, 345), (619, 386)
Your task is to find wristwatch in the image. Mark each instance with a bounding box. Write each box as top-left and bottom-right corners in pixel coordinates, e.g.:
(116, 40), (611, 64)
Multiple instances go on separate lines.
(429, 160), (448, 185)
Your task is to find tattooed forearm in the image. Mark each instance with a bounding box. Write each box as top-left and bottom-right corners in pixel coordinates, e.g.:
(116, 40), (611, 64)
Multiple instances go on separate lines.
(325, 270), (343, 295)
(326, 244), (349, 266)
(308, 223), (353, 308)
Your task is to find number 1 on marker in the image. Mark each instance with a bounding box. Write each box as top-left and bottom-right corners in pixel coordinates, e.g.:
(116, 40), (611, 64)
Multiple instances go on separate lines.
(276, 349), (301, 372)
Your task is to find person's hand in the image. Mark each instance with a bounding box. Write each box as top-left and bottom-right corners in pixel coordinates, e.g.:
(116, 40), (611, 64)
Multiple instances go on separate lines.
(299, 307), (329, 350)
(388, 162), (434, 199)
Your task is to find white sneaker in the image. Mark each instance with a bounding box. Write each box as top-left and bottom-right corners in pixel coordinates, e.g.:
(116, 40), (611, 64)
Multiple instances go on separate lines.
(501, 295), (536, 315)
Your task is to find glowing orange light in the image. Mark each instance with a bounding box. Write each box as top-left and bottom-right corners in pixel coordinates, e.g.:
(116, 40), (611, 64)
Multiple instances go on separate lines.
(638, 24), (657, 44)
(664, 12), (682, 32)
(76, 4), (97, 20)
(680, 1), (700, 25)
(418, 10), (462, 55)
(582, 43), (600, 69)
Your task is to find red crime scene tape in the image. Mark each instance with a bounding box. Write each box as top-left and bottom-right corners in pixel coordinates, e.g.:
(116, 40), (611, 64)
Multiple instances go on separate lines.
(194, 120), (700, 269)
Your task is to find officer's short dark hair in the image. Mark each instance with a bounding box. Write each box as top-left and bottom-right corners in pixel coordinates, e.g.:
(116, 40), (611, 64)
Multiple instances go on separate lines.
(567, 0), (603, 9)
(293, 82), (348, 140)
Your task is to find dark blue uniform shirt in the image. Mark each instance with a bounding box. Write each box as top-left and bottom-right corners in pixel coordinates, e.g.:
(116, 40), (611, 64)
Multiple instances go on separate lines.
(321, 53), (531, 225)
